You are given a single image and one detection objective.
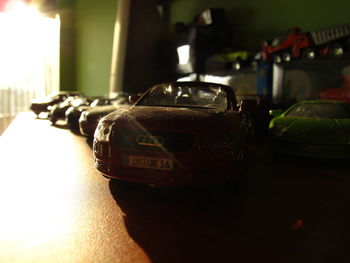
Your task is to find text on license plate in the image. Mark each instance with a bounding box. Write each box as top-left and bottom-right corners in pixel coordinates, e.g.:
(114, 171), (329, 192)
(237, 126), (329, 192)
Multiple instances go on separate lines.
(127, 156), (173, 171)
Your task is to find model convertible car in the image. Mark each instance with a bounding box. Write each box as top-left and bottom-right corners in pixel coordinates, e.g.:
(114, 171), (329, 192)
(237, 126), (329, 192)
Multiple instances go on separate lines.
(269, 100), (350, 159)
(93, 81), (252, 186)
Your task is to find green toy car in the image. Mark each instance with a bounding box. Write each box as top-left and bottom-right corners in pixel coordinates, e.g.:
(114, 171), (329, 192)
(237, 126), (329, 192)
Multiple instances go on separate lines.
(269, 100), (350, 159)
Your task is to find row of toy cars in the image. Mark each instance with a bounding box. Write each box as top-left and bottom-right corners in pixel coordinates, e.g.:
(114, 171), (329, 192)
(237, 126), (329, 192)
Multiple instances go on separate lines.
(93, 83), (350, 186)
(49, 95), (94, 124)
(30, 91), (82, 117)
(30, 84), (350, 188)
(206, 23), (350, 72)
(30, 91), (131, 137)
(31, 82), (258, 187)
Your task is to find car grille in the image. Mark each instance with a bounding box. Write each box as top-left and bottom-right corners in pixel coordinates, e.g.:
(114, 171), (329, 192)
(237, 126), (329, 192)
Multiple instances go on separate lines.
(113, 129), (194, 152)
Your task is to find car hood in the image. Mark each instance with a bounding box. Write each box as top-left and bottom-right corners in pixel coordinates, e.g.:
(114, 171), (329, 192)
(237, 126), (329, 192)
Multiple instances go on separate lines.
(103, 105), (240, 132)
(87, 105), (121, 114)
(277, 117), (350, 143)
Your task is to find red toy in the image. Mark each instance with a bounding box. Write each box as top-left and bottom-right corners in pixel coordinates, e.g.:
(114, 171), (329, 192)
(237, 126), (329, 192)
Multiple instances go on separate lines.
(263, 24), (350, 63)
(319, 70), (350, 103)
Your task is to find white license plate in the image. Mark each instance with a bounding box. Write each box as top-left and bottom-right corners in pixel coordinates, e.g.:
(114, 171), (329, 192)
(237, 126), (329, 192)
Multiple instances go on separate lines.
(127, 155), (173, 171)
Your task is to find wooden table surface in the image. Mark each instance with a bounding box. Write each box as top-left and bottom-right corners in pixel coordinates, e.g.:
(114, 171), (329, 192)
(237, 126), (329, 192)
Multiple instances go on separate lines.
(0, 112), (350, 263)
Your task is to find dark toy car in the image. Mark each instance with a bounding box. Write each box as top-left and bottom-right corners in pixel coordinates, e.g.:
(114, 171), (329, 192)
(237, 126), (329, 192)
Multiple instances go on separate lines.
(236, 93), (280, 138)
(93, 81), (253, 186)
(49, 95), (90, 125)
(269, 100), (350, 159)
(30, 91), (81, 117)
(65, 97), (120, 132)
(79, 94), (130, 137)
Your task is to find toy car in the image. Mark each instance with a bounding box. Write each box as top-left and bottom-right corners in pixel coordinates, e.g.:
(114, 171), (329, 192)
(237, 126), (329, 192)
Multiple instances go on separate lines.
(65, 97), (121, 132)
(205, 49), (252, 72)
(49, 95), (89, 125)
(269, 100), (350, 159)
(93, 81), (253, 186)
(79, 94), (131, 137)
(236, 93), (276, 138)
(30, 91), (81, 117)
(263, 24), (350, 63)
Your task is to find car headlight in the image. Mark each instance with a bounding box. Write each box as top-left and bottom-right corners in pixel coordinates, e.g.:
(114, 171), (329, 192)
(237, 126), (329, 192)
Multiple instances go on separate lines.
(65, 106), (74, 116)
(80, 111), (88, 122)
(270, 122), (288, 136)
(94, 121), (113, 142)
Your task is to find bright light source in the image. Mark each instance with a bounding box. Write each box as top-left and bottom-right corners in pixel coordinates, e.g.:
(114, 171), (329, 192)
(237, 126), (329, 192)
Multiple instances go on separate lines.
(0, 3), (60, 87)
(177, 45), (190, 65)
(5, 0), (40, 16)
(0, 0), (60, 127)
(177, 73), (197, 82)
(202, 75), (233, 86)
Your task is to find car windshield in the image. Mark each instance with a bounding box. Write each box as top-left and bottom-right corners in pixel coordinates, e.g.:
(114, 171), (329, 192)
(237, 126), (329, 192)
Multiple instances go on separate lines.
(286, 103), (350, 119)
(136, 84), (228, 111)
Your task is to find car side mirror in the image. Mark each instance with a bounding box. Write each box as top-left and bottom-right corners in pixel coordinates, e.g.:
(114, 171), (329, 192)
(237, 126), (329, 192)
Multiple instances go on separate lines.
(239, 99), (257, 113)
(269, 109), (283, 117)
(129, 95), (141, 104)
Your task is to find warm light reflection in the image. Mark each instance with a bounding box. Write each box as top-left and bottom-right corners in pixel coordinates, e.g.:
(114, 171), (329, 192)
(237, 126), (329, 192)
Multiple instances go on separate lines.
(0, 180), (75, 246)
(0, 172), (77, 247)
(0, 121), (79, 247)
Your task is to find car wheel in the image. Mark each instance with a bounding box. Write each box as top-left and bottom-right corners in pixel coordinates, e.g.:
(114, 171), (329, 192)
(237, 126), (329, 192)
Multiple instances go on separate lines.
(50, 114), (57, 124)
(328, 43), (344, 58)
(51, 118), (57, 125)
(233, 58), (242, 71)
(273, 54), (282, 63)
(282, 51), (291, 62)
(302, 48), (316, 59)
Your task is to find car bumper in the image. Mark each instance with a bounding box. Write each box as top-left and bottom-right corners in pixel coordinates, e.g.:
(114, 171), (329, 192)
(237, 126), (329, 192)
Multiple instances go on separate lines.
(93, 140), (244, 186)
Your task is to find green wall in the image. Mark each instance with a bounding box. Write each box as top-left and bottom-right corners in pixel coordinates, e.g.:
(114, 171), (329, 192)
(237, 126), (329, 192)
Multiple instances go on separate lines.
(74, 0), (117, 96)
(169, 0), (350, 51)
(58, 0), (76, 92)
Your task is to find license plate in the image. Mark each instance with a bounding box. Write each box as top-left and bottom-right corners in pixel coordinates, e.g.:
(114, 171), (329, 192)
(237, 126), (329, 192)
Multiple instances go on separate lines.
(137, 135), (164, 146)
(127, 155), (173, 171)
